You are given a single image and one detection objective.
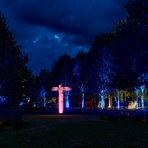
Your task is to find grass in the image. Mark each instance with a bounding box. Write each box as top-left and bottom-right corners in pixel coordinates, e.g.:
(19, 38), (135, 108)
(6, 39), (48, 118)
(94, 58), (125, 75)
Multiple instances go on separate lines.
(0, 114), (148, 148)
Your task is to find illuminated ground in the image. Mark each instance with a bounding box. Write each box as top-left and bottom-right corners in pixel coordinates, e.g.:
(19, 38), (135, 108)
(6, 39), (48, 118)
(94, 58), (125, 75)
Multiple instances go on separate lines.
(0, 114), (148, 148)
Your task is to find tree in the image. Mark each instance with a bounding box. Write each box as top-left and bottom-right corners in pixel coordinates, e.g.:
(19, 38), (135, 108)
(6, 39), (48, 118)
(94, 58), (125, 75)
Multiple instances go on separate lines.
(33, 69), (51, 106)
(38, 69), (52, 90)
(0, 12), (33, 105)
(51, 54), (73, 108)
(112, 0), (148, 90)
(111, 0), (148, 109)
(51, 54), (73, 85)
(87, 33), (115, 109)
(73, 51), (88, 109)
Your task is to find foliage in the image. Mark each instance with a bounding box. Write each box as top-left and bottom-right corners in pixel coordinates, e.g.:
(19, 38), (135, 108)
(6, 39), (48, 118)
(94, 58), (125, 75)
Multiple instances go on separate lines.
(45, 0), (148, 106)
(51, 54), (73, 86)
(0, 12), (33, 105)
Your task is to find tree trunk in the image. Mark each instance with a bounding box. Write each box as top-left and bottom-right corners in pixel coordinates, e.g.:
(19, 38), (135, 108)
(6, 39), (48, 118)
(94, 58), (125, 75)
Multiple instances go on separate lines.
(108, 94), (111, 108)
(65, 92), (70, 109)
(116, 89), (120, 110)
(101, 95), (105, 109)
(140, 85), (145, 110)
(135, 88), (139, 110)
(82, 92), (85, 109)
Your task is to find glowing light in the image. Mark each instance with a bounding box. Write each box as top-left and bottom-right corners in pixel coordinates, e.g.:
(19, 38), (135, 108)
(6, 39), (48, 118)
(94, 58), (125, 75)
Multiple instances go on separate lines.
(108, 95), (111, 108)
(140, 85), (145, 110)
(135, 88), (139, 110)
(116, 89), (120, 110)
(40, 89), (47, 107)
(82, 93), (85, 109)
(128, 101), (136, 109)
(101, 95), (105, 109)
(51, 84), (72, 114)
(65, 97), (69, 108)
(65, 91), (70, 109)
(99, 90), (106, 109)
(80, 84), (85, 109)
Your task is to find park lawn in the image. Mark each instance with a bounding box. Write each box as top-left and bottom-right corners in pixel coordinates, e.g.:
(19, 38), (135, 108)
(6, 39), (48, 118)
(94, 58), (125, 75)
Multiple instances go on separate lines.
(0, 114), (148, 148)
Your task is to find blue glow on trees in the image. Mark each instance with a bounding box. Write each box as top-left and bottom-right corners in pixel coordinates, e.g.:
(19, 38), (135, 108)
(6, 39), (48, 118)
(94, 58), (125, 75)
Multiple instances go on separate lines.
(40, 89), (47, 107)
(96, 50), (113, 109)
(73, 53), (87, 110)
(135, 88), (139, 110)
(64, 82), (72, 109)
(138, 73), (147, 110)
(0, 96), (8, 107)
(140, 85), (145, 110)
(101, 95), (105, 109)
(116, 89), (120, 110)
(99, 89), (106, 109)
(82, 92), (85, 109)
(80, 84), (85, 110)
(0, 96), (7, 103)
(65, 91), (70, 109)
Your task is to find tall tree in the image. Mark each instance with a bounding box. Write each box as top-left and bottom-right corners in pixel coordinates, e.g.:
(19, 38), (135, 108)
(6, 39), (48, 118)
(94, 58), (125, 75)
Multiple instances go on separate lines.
(112, 0), (148, 90)
(73, 51), (88, 109)
(0, 12), (33, 105)
(51, 54), (73, 86)
(51, 54), (73, 108)
(87, 33), (115, 109)
(111, 0), (148, 109)
(34, 69), (51, 106)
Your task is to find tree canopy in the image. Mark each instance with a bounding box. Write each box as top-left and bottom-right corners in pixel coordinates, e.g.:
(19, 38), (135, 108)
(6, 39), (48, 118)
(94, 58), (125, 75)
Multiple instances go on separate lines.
(0, 12), (33, 105)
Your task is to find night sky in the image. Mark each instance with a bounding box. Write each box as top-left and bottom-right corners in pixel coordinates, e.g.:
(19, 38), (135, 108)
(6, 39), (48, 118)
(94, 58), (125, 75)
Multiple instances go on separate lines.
(0, 0), (127, 74)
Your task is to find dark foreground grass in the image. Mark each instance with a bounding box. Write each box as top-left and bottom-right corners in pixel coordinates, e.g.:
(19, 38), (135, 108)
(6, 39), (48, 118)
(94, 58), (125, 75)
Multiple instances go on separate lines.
(0, 114), (148, 148)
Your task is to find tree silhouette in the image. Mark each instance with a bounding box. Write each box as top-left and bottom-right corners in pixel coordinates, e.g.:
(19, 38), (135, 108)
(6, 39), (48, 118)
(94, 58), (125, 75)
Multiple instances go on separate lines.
(51, 54), (73, 86)
(0, 12), (33, 105)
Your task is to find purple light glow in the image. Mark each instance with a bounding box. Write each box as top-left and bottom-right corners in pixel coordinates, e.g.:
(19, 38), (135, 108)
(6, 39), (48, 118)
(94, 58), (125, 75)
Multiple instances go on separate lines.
(52, 84), (72, 114)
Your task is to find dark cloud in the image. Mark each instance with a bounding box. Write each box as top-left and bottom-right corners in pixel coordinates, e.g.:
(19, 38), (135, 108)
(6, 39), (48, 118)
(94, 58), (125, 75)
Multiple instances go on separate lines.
(13, 0), (127, 36)
(0, 0), (128, 74)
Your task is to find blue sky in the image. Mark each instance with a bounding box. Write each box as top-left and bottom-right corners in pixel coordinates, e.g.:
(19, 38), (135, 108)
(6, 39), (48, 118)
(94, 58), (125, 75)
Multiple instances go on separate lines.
(0, 0), (127, 74)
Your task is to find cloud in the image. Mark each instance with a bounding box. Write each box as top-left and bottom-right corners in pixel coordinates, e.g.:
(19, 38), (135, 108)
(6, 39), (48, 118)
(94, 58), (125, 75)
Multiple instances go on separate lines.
(2, 0), (127, 42)
(0, 0), (128, 74)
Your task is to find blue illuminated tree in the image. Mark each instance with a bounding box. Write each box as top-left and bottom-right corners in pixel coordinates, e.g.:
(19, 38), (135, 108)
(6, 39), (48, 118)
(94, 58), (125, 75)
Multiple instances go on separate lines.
(97, 50), (114, 109)
(112, 0), (148, 109)
(73, 51), (88, 109)
(87, 33), (115, 109)
(138, 74), (148, 110)
(33, 70), (50, 106)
